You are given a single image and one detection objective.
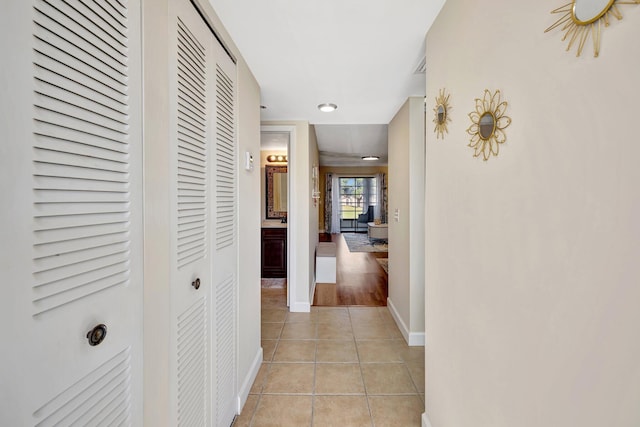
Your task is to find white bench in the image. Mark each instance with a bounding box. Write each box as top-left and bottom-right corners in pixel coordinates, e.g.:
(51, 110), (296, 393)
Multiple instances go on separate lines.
(316, 242), (337, 283)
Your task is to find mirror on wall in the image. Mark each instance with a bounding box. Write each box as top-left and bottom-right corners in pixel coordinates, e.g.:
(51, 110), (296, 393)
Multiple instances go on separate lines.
(266, 165), (288, 219)
(479, 113), (495, 140)
(436, 105), (446, 124)
(545, 0), (637, 57)
(573, 0), (614, 23)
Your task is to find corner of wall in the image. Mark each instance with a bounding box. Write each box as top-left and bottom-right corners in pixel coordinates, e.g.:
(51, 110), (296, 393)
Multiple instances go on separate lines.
(387, 297), (424, 346)
(237, 346), (263, 414)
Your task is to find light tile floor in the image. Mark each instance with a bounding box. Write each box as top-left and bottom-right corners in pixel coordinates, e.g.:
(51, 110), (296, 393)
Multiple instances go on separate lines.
(233, 289), (425, 427)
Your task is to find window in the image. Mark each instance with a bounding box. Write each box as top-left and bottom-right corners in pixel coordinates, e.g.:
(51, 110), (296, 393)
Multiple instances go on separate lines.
(338, 177), (377, 231)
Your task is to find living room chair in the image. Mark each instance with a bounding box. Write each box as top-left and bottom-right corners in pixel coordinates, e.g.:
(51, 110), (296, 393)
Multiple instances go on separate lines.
(356, 206), (374, 232)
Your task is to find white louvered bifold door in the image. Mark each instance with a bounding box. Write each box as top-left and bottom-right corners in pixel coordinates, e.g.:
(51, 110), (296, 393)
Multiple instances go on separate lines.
(168, 0), (216, 425)
(210, 40), (238, 427)
(0, 0), (143, 425)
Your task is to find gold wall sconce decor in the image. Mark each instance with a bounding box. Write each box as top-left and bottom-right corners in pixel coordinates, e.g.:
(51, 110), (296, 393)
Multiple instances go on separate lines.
(433, 88), (452, 139)
(545, 0), (639, 57)
(267, 154), (288, 163)
(466, 89), (512, 161)
(311, 165), (321, 206)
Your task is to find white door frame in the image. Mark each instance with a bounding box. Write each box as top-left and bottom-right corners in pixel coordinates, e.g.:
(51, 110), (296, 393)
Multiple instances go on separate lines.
(260, 124), (296, 308)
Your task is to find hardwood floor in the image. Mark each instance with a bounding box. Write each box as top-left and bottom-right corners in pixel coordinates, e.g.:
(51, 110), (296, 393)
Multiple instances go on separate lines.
(313, 233), (388, 307)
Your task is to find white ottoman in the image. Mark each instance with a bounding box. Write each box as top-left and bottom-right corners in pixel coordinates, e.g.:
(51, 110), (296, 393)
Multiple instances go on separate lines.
(367, 222), (388, 241)
(316, 242), (337, 283)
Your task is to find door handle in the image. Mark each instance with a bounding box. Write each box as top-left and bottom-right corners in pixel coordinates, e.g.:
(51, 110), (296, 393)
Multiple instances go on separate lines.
(192, 277), (201, 290)
(86, 324), (107, 346)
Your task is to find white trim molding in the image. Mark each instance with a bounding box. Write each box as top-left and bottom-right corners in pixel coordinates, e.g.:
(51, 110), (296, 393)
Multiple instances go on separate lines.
(290, 301), (311, 312)
(422, 412), (433, 427)
(387, 298), (425, 346)
(309, 279), (316, 308)
(237, 347), (263, 413)
(261, 125), (296, 308)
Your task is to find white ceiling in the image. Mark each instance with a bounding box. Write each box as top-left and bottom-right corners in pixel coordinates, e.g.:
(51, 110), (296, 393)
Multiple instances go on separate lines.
(209, 0), (446, 165)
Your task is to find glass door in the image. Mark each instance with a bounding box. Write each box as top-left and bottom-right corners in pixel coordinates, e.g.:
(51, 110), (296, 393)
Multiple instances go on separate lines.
(338, 177), (377, 232)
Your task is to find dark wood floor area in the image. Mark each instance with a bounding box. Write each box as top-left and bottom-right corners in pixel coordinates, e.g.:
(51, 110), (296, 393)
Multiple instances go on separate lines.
(313, 233), (388, 307)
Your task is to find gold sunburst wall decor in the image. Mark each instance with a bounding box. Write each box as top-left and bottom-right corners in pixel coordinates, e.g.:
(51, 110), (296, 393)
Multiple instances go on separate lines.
(433, 88), (451, 139)
(466, 89), (512, 161)
(545, 0), (639, 57)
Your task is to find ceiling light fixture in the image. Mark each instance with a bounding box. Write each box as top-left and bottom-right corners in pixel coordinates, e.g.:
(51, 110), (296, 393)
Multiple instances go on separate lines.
(317, 103), (337, 113)
(361, 155), (380, 161)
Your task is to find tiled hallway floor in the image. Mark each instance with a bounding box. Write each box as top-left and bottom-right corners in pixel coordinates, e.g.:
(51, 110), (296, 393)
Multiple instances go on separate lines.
(233, 288), (425, 426)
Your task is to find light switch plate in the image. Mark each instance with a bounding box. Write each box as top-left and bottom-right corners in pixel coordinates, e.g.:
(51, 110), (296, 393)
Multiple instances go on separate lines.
(244, 151), (254, 171)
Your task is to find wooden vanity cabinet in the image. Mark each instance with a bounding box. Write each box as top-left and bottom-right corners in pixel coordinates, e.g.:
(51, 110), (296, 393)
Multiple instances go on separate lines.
(261, 227), (287, 278)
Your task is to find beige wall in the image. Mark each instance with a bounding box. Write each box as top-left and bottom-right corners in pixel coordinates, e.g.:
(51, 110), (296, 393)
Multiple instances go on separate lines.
(388, 97), (425, 345)
(235, 45), (262, 412)
(318, 165), (389, 231)
(425, 1), (640, 426)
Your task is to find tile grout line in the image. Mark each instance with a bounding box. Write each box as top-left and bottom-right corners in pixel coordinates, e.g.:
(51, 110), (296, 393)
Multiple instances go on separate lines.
(350, 307), (375, 427)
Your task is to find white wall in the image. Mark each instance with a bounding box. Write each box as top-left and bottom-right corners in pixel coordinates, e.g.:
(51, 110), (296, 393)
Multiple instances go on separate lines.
(235, 46), (262, 411)
(388, 97), (425, 346)
(424, 1), (640, 426)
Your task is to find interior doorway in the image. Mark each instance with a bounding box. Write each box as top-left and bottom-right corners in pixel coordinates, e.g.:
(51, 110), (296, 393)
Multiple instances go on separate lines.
(260, 125), (294, 307)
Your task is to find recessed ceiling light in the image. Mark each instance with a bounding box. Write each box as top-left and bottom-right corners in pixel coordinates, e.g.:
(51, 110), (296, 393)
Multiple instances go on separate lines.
(361, 155), (380, 161)
(318, 103), (338, 112)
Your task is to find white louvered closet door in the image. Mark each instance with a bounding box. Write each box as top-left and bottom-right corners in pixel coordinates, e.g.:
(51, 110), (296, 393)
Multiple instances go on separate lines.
(211, 38), (238, 427)
(0, 0), (143, 426)
(169, 1), (216, 425)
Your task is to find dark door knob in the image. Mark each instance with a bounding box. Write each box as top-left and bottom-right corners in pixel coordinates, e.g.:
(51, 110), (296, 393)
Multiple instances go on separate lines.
(87, 324), (107, 346)
(192, 278), (201, 290)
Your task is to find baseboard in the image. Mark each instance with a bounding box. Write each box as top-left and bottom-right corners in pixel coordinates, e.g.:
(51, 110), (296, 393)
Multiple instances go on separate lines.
(309, 279), (316, 307)
(290, 301), (311, 312)
(237, 346), (263, 413)
(422, 412), (433, 427)
(409, 331), (425, 346)
(387, 297), (425, 346)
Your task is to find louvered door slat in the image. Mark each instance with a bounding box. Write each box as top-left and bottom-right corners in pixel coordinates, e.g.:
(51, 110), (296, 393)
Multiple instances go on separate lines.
(177, 298), (207, 427)
(36, 0), (128, 50)
(36, 81), (128, 125)
(215, 275), (235, 426)
(34, 1), (128, 63)
(32, 0), (132, 318)
(34, 162), (128, 183)
(215, 65), (235, 251)
(33, 348), (133, 426)
(34, 211), (128, 229)
(33, 61), (127, 106)
(176, 17), (207, 269)
(34, 125), (129, 156)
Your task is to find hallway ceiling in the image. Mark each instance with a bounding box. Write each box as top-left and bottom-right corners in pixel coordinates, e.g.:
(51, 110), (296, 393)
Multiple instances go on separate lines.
(209, 0), (445, 165)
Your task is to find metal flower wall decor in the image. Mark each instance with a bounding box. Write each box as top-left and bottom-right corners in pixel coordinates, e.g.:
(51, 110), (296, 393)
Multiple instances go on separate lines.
(466, 89), (511, 161)
(432, 88), (451, 139)
(545, 0), (639, 57)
